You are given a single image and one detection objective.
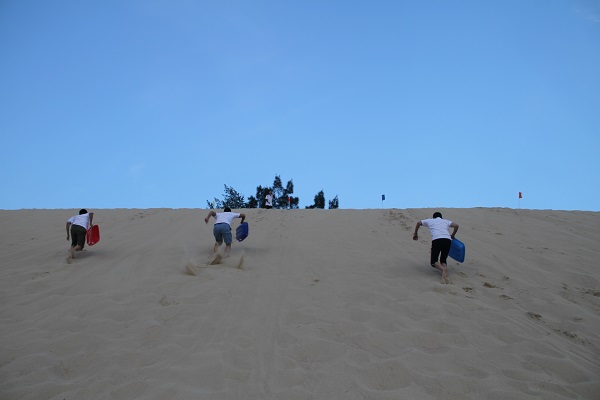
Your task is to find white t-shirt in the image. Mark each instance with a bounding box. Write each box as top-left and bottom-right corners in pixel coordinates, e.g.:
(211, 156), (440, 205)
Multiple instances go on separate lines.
(265, 194), (273, 207)
(68, 213), (91, 229)
(421, 218), (452, 240)
(215, 212), (240, 226)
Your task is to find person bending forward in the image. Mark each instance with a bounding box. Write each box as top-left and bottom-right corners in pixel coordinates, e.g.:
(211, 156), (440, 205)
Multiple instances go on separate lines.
(204, 207), (246, 258)
(413, 212), (459, 284)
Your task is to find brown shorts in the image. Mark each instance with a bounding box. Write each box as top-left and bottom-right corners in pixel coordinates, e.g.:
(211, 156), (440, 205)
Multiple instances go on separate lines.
(71, 225), (87, 248)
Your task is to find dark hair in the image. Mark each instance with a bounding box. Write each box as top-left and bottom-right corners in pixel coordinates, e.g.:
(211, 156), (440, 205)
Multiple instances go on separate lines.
(79, 209), (88, 215)
(224, 207), (232, 212)
(433, 212), (442, 219)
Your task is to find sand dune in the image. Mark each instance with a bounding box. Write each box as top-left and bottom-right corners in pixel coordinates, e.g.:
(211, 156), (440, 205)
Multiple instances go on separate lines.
(1, 208), (599, 399)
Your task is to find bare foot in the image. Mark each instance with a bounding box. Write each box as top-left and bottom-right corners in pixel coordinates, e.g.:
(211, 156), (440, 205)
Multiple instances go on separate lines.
(66, 249), (75, 264)
(431, 262), (448, 283)
(440, 263), (449, 284)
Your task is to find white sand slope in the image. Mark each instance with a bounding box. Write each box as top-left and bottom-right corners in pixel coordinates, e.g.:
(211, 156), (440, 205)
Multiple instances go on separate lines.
(1, 208), (599, 399)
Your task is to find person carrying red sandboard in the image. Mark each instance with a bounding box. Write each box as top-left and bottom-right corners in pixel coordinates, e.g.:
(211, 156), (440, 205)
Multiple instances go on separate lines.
(66, 209), (95, 263)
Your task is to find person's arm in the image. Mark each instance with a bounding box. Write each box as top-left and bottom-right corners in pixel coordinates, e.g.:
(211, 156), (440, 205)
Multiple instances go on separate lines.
(239, 213), (246, 223)
(450, 222), (459, 239)
(66, 222), (72, 240)
(88, 212), (94, 228)
(204, 210), (216, 224)
(413, 221), (422, 240)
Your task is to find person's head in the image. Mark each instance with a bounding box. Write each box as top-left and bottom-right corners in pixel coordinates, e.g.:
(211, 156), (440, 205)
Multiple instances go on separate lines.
(79, 209), (88, 215)
(433, 212), (442, 219)
(224, 207), (232, 212)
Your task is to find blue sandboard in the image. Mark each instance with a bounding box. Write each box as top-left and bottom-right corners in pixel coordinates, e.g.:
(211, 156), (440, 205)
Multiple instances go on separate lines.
(448, 238), (465, 263)
(236, 222), (249, 242)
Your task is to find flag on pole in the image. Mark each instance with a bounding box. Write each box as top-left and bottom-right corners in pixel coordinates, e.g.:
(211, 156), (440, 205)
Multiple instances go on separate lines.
(382, 194), (385, 201)
(518, 192), (522, 199)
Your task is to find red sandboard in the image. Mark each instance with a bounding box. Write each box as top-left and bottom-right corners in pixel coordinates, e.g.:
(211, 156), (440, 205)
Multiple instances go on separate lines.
(86, 225), (100, 246)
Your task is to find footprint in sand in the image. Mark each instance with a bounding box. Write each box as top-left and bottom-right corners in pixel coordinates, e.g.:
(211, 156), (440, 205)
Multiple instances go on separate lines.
(209, 253), (223, 265)
(527, 311), (543, 321)
(185, 263), (197, 276)
(236, 255), (245, 269)
(185, 261), (210, 276)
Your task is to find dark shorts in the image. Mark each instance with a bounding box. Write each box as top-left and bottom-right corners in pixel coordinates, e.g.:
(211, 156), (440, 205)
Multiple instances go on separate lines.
(431, 238), (452, 266)
(71, 225), (87, 248)
(213, 223), (232, 245)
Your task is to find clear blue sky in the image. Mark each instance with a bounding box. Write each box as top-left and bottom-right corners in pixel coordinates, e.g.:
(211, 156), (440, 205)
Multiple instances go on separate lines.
(1, 1), (599, 211)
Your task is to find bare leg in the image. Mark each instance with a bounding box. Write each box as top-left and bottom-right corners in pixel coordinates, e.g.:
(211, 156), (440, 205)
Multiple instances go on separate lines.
(66, 245), (82, 263)
(66, 247), (74, 263)
(431, 262), (449, 284)
(209, 242), (223, 265)
(224, 244), (232, 258)
(440, 263), (449, 284)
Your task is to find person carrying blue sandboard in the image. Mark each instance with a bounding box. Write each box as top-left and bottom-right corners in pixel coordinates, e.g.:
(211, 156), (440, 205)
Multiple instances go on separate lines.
(204, 207), (246, 260)
(413, 212), (459, 284)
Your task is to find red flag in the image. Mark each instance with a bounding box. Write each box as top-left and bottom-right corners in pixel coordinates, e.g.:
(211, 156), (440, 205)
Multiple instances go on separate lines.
(518, 192), (522, 199)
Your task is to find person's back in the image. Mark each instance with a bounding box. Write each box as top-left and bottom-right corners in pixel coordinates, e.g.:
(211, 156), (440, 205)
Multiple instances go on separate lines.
(413, 212), (459, 284)
(68, 212), (91, 229)
(66, 209), (94, 263)
(215, 211), (239, 225)
(421, 217), (453, 240)
(205, 207), (246, 258)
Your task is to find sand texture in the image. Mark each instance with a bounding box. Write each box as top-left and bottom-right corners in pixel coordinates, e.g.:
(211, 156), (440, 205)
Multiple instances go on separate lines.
(1, 208), (599, 399)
